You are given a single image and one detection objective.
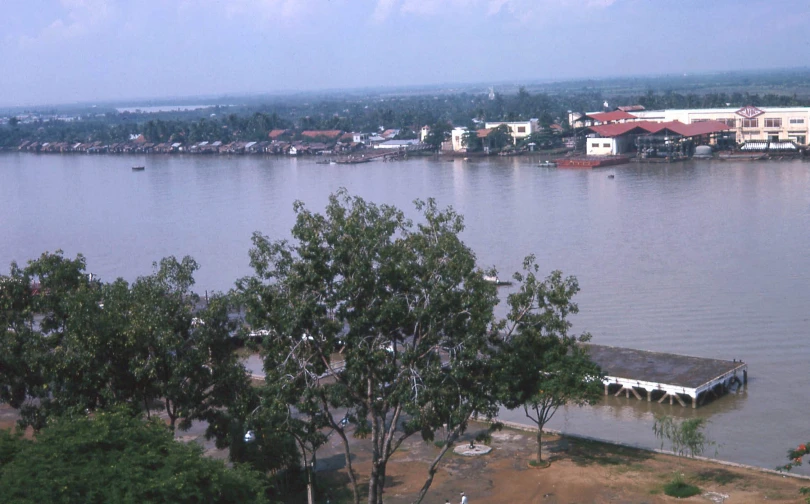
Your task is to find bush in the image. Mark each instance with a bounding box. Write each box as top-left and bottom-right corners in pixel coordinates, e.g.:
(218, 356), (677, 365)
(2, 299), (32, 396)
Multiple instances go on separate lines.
(663, 476), (701, 498)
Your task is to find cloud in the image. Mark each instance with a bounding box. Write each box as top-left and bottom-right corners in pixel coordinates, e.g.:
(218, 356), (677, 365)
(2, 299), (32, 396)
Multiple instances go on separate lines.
(17, 0), (113, 48)
(371, 0), (618, 24)
(372, 0), (398, 23)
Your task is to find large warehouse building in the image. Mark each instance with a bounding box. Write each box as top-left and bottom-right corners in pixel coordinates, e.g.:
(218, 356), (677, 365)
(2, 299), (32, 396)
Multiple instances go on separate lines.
(574, 105), (809, 146)
(631, 105), (809, 146)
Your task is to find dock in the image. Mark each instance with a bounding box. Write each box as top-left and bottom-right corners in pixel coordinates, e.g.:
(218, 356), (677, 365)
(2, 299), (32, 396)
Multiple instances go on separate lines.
(585, 344), (747, 408)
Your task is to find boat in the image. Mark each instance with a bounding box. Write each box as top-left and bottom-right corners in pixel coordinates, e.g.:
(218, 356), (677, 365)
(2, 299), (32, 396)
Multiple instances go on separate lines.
(483, 275), (513, 286)
(334, 158), (371, 164)
(132, 166), (145, 171)
(538, 160), (557, 168)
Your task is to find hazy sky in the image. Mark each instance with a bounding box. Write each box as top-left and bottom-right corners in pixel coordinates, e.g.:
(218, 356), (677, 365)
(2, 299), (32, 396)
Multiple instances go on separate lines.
(1, 0), (808, 106)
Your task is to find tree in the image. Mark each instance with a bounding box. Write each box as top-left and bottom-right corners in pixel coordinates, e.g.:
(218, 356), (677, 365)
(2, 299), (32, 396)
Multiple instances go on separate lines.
(0, 252), (251, 443)
(652, 415), (713, 458)
(497, 258), (603, 465)
(484, 124), (513, 151)
(238, 189), (501, 504)
(461, 129), (482, 152)
(126, 257), (252, 435)
(0, 410), (268, 504)
(779, 441), (810, 503)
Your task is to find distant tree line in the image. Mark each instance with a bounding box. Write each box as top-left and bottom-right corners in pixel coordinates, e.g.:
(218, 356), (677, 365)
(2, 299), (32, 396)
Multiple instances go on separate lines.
(3, 84), (810, 149)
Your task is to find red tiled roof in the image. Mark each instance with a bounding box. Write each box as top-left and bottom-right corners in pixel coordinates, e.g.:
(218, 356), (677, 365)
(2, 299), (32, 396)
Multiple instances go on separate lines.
(678, 120), (732, 137)
(644, 120), (730, 137)
(585, 110), (637, 122)
(268, 129), (288, 139)
(588, 120), (730, 138)
(301, 130), (343, 139)
(587, 122), (653, 137)
(477, 128), (494, 138)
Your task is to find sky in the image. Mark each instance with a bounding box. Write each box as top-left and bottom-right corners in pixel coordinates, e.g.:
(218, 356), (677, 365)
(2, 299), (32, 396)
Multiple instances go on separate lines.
(1, 0), (809, 107)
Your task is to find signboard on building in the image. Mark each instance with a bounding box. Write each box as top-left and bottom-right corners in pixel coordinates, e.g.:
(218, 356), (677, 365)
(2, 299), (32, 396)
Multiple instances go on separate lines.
(735, 105), (764, 119)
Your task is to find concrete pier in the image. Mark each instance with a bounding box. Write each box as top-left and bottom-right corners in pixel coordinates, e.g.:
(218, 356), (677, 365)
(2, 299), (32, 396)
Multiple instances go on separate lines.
(585, 344), (747, 408)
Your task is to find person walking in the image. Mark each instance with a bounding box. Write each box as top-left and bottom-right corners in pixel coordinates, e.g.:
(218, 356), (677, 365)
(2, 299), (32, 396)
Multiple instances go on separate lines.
(460, 492), (468, 504)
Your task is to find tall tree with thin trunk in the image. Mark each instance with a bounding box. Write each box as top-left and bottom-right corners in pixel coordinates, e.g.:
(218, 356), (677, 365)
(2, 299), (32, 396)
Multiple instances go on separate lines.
(238, 189), (501, 504)
(496, 257), (603, 465)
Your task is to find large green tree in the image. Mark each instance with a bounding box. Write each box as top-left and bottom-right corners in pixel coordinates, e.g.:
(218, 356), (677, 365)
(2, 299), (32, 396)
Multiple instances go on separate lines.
(238, 190), (501, 504)
(497, 258), (603, 465)
(0, 410), (268, 504)
(0, 252), (251, 442)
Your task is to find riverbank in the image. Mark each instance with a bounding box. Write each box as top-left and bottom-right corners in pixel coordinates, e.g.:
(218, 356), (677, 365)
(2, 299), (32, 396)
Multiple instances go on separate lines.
(2, 402), (807, 503)
(313, 421), (809, 504)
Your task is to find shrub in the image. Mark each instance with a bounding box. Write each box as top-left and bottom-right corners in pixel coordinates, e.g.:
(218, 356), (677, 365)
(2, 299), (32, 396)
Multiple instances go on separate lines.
(663, 476), (701, 498)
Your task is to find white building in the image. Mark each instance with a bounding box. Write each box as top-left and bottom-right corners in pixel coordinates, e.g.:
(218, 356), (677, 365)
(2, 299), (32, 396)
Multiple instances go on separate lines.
(631, 106), (809, 145)
(352, 133), (369, 144)
(483, 119), (539, 143)
(374, 139), (420, 149)
(450, 127), (468, 152)
(576, 106), (810, 146)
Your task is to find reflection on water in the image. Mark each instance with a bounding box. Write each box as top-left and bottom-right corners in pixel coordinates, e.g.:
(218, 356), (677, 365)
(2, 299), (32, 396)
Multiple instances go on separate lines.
(1, 153), (809, 472)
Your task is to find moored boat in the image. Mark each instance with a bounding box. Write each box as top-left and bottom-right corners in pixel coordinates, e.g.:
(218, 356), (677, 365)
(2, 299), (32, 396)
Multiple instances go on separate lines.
(132, 166), (145, 171)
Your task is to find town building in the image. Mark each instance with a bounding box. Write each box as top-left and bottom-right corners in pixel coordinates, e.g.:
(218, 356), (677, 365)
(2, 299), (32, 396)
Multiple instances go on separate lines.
(483, 119), (539, 143)
(631, 106), (809, 146)
(450, 127), (468, 152)
(575, 106), (810, 147)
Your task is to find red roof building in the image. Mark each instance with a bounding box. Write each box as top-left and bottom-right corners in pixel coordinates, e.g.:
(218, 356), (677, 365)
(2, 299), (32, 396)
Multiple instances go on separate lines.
(301, 130), (343, 140)
(585, 110), (638, 123)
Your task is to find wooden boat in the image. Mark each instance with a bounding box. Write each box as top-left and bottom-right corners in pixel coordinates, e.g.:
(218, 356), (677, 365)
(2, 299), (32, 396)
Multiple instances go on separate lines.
(132, 166), (145, 171)
(483, 275), (513, 287)
(334, 158), (371, 164)
(538, 160), (557, 168)
(717, 153), (766, 161)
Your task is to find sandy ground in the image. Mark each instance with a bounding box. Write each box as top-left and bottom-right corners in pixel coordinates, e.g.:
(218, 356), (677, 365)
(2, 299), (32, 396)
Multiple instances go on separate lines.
(2, 405), (807, 503)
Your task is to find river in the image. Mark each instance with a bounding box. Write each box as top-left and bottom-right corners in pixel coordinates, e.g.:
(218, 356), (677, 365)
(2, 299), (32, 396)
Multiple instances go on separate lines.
(1, 152), (809, 471)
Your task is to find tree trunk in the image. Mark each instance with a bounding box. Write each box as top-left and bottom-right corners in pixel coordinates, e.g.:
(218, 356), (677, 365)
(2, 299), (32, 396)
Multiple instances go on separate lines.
(412, 429), (460, 504)
(536, 429), (543, 464)
(334, 426), (360, 504)
(375, 462), (387, 504)
(367, 411), (380, 504)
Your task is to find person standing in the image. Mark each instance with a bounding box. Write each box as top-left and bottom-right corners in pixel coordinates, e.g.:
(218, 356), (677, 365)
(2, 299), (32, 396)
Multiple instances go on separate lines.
(460, 492), (468, 504)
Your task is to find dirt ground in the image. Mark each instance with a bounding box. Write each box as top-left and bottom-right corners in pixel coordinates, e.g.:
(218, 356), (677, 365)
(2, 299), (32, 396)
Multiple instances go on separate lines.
(314, 422), (809, 504)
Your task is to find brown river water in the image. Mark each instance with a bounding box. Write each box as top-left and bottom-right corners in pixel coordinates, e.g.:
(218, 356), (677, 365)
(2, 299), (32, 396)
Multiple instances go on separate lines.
(1, 152), (809, 471)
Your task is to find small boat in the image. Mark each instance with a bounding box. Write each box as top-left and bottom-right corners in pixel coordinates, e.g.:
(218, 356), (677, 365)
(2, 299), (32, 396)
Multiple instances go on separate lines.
(483, 275), (513, 286)
(132, 166), (145, 171)
(608, 174), (615, 179)
(334, 158), (371, 164)
(538, 160), (557, 168)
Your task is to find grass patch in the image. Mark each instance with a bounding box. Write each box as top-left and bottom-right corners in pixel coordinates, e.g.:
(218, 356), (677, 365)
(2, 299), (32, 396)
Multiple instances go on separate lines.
(695, 468), (742, 485)
(663, 476), (701, 498)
